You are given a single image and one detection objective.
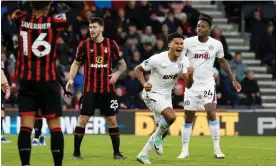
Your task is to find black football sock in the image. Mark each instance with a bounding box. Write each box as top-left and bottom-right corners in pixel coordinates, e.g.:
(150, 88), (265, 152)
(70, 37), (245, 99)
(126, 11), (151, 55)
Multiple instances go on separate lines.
(18, 127), (32, 166)
(108, 127), (120, 155)
(50, 128), (64, 166)
(74, 126), (85, 156)
(1, 117), (3, 135)
(34, 118), (43, 139)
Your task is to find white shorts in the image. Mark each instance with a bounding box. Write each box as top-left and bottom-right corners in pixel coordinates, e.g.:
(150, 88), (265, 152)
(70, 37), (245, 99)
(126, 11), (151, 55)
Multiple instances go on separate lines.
(184, 83), (217, 111)
(142, 91), (172, 123)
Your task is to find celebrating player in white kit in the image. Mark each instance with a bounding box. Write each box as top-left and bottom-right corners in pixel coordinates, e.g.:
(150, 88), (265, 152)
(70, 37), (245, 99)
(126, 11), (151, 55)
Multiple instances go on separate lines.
(177, 15), (241, 159)
(134, 33), (192, 164)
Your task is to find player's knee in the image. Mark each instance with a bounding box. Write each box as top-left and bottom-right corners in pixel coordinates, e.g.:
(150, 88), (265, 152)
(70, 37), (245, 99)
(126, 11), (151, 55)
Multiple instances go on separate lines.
(167, 113), (176, 124)
(1, 110), (5, 117)
(106, 116), (117, 127)
(20, 116), (35, 129)
(78, 115), (89, 128)
(47, 117), (61, 129)
(207, 111), (216, 120)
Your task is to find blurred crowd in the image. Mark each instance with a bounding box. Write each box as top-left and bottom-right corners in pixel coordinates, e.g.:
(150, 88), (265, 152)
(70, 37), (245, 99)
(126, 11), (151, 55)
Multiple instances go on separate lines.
(2, 1), (274, 110)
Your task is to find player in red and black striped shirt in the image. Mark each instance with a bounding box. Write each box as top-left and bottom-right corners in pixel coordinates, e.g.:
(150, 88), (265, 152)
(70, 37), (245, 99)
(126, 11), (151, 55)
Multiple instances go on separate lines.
(9, 1), (84, 166)
(66, 17), (127, 160)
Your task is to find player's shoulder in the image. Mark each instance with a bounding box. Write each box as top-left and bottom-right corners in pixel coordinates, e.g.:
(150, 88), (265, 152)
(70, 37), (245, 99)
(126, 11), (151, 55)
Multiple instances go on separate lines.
(208, 36), (222, 46)
(184, 36), (197, 43)
(151, 51), (168, 60)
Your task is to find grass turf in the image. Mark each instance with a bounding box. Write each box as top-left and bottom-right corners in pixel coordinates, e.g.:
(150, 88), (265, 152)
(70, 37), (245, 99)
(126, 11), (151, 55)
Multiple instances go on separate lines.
(1, 135), (276, 166)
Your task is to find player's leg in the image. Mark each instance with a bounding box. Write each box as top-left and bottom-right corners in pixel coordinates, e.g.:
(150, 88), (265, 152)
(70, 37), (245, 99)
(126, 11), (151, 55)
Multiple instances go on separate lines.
(178, 89), (198, 159)
(73, 92), (95, 160)
(17, 83), (37, 166)
(203, 84), (225, 159)
(204, 103), (225, 159)
(32, 112), (44, 146)
(1, 103), (11, 143)
(42, 81), (64, 166)
(101, 92), (126, 160)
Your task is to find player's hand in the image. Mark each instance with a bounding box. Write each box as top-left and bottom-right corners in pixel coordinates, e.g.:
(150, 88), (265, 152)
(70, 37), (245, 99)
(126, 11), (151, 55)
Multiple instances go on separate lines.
(143, 82), (152, 91)
(1, 83), (11, 100)
(65, 79), (74, 92)
(232, 79), (241, 92)
(63, 87), (73, 97)
(109, 72), (120, 84)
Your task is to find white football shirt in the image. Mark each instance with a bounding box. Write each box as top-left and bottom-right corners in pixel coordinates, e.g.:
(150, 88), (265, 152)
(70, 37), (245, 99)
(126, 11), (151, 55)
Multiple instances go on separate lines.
(182, 36), (224, 90)
(141, 51), (190, 97)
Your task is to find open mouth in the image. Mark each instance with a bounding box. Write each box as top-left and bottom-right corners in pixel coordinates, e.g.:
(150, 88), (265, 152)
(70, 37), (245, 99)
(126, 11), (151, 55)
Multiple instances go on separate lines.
(176, 49), (182, 52)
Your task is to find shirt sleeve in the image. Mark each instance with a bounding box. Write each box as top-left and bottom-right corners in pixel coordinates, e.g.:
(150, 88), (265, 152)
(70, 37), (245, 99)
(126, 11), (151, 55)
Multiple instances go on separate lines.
(141, 55), (158, 71)
(75, 41), (85, 63)
(111, 40), (123, 61)
(181, 56), (190, 73)
(216, 41), (224, 58)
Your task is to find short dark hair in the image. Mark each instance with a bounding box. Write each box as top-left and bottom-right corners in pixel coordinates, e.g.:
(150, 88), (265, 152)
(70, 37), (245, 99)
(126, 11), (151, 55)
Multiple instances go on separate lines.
(31, 1), (51, 10)
(198, 14), (213, 27)
(89, 17), (104, 27)
(168, 33), (185, 43)
(235, 52), (241, 56)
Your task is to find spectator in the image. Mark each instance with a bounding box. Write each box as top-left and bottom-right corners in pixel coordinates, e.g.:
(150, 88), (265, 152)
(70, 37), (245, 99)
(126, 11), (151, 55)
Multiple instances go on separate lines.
(221, 68), (241, 107)
(125, 1), (141, 29)
(115, 86), (129, 109)
(126, 24), (140, 45)
(240, 71), (262, 106)
(157, 23), (169, 44)
(115, 8), (129, 32)
(250, 9), (268, 60)
(140, 25), (156, 45)
(148, 11), (162, 35)
(124, 69), (143, 108)
(172, 84), (184, 108)
(128, 51), (142, 69)
(213, 68), (222, 103)
(263, 22), (276, 66)
(153, 37), (166, 54)
(211, 25), (232, 60)
(178, 13), (194, 37)
(182, 1), (200, 29)
(138, 1), (152, 27)
(139, 42), (154, 60)
(221, 52), (247, 83)
(56, 37), (71, 66)
(163, 11), (180, 33)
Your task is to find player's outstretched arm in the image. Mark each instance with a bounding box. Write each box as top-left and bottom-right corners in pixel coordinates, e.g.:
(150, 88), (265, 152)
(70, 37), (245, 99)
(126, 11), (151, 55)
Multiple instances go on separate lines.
(66, 60), (80, 91)
(217, 57), (241, 92)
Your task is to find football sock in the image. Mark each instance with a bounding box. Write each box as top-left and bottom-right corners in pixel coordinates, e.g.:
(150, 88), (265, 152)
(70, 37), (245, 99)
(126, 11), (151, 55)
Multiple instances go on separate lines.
(1, 117), (3, 134)
(50, 128), (64, 166)
(181, 122), (193, 152)
(34, 118), (43, 139)
(156, 123), (168, 140)
(74, 126), (85, 155)
(155, 117), (170, 137)
(18, 127), (32, 165)
(140, 135), (154, 155)
(108, 127), (120, 155)
(209, 120), (220, 151)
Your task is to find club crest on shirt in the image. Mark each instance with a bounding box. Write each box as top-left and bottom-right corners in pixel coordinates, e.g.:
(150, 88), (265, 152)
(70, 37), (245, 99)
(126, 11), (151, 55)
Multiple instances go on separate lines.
(161, 63), (167, 68)
(209, 45), (214, 50)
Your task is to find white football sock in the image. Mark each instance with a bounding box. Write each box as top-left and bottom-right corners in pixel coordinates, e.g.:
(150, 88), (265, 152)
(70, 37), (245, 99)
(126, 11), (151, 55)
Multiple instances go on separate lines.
(181, 123), (193, 153)
(155, 117), (170, 138)
(140, 135), (154, 155)
(209, 120), (221, 152)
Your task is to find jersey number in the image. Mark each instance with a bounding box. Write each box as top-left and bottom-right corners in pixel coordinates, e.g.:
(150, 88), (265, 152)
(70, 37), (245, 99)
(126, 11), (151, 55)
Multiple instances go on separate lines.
(20, 31), (51, 57)
(110, 100), (118, 110)
(204, 90), (213, 98)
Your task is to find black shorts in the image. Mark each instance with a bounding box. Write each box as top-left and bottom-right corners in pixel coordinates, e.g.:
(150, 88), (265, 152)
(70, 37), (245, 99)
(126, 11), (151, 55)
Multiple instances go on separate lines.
(80, 92), (119, 117)
(18, 80), (62, 119)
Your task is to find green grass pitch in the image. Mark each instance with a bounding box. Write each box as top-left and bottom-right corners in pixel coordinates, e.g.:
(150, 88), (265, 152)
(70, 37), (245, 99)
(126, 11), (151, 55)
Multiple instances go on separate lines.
(1, 135), (276, 166)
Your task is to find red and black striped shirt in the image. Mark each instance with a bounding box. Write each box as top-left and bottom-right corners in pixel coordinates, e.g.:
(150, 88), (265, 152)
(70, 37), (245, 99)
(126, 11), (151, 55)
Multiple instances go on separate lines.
(75, 38), (123, 93)
(12, 10), (69, 81)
